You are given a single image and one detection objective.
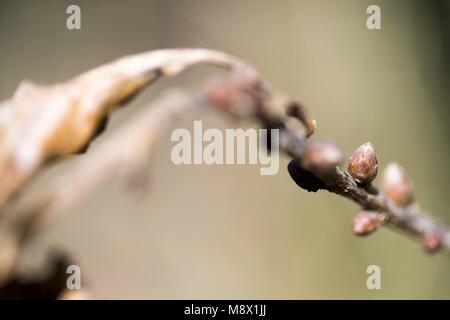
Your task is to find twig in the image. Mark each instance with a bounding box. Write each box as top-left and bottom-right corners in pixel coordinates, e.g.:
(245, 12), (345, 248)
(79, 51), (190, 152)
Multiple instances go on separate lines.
(288, 162), (450, 251)
(0, 49), (448, 295)
(3, 75), (449, 259)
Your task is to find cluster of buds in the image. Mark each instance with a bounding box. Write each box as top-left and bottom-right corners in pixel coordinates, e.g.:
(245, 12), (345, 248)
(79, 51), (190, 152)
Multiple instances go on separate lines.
(347, 143), (382, 236)
(302, 141), (417, 206)
(347, 143), (414, 206)
(290, 139), (442, 253)
(346, 142), (440, 252)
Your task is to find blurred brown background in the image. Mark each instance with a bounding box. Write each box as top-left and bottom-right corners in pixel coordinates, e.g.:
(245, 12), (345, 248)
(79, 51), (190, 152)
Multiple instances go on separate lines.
(0, 0), (448, 299)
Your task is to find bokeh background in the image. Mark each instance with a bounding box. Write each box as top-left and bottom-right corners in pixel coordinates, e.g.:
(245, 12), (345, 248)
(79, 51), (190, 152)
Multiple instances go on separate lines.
(0, 0), (448, 299)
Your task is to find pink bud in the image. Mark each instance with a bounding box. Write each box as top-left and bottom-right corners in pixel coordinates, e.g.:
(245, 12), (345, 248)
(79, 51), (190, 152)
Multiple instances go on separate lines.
(381, 162), (414, 206)
(348, 142), (378, 185)
(302, 140), (342, 173)
(421, 233), (441, 253)
(352, 211), (380, 236)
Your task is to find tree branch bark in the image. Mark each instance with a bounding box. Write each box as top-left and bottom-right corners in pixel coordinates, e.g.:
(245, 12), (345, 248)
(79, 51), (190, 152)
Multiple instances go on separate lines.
(0, 49), (448, 297)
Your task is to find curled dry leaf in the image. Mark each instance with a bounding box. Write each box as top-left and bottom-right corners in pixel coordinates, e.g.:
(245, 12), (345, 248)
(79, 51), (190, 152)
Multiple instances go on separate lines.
(0, 49), (256, 209)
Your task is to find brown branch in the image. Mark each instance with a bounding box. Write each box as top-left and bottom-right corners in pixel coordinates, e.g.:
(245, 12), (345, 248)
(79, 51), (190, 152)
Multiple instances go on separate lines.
(0, 49), (448, 294)
(3, 76), (450, 259)
(288, 161), (450, 250)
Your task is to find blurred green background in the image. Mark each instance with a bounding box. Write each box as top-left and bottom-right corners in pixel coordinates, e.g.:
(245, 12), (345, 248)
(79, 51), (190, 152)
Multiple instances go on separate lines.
(0, 0), (448, 299)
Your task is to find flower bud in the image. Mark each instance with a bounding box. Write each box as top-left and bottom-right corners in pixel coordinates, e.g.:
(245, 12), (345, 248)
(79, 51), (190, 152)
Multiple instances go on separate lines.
(352, 211), (380, 236)
(421, 233), (441, 253)
(347, 142), (378, 185)
(381, 162), (414, 206)
(302, 140), (342, 173)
